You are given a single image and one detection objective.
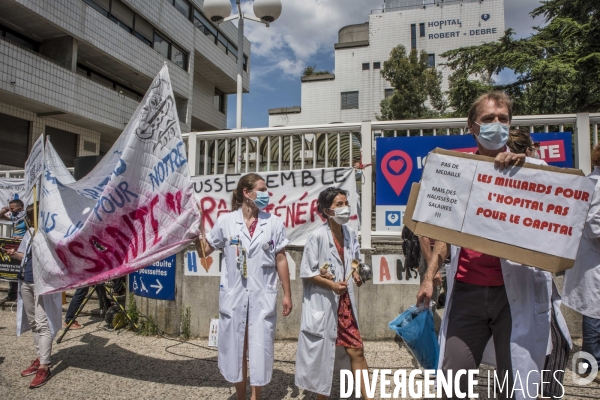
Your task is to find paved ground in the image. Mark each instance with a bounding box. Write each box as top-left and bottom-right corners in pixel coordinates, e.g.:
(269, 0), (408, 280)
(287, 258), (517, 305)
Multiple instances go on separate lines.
(1, 283), (600, 399)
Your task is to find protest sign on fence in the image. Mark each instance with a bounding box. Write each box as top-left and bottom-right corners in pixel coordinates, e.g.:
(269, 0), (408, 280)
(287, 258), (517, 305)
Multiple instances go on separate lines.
(24, 134), (44, 195)
(192, 168), (359, 246)
(32, 65), (200, 294)
(405, 149), (594, 272)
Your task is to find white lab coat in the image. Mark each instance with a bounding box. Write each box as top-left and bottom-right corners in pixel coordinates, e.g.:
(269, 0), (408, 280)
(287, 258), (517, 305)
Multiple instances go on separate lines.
(563, 167), (600, 317)
(439, 246), (572, 400)
(295, 223), (361, 397)
(16, 230), (62, 338)
(206, 209), (288, 386)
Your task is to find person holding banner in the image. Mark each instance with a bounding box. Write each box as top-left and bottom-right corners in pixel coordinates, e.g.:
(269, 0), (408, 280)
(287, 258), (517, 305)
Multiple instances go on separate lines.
(1, 199), (27, 302)
(416, 92), (571, 400)
(194, 173), (292, 400)
(563, 143), (600, 382)
(295, 187), (371, 399)
(7, 204), (62, 388)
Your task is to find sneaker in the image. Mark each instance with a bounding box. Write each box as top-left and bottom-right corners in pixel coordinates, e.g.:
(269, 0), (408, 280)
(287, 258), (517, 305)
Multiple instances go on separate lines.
(63, 320), (83, 330)
(29, 366), (51, 388)
(21, 359), (40, 377)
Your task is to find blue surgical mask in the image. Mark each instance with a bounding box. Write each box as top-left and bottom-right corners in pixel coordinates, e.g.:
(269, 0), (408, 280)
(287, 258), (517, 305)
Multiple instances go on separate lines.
(475, 122), (509, 150)
(253, 191), (269, 210)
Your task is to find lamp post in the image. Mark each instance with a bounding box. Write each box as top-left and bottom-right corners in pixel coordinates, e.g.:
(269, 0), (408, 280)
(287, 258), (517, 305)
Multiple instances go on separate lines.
(204, 0), (282, 130)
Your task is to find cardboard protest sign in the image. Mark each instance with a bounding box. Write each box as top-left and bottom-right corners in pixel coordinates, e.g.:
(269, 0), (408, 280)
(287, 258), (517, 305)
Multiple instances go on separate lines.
(33, 65), (200, 294)
(192, 168), (359, 246)
(24, 134), (44, 195)
(405, 149), (594, 272)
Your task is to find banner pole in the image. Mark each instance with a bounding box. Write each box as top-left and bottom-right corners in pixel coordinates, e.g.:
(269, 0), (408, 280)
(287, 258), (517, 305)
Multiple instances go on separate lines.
(33, 185), (37, 234)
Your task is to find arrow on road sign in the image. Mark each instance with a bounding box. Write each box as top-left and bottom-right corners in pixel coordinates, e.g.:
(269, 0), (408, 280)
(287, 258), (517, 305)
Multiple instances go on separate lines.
(150, 279), (163, 294)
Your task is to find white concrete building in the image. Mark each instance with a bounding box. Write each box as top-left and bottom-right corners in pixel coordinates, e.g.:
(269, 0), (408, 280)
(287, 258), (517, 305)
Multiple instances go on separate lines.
(269, 0), (504, 127)
(0, 0), (249, 168)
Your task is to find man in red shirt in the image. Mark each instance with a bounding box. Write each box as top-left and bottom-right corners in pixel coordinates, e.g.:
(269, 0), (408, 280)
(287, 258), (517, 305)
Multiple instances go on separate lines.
(417, 92), (532, 399)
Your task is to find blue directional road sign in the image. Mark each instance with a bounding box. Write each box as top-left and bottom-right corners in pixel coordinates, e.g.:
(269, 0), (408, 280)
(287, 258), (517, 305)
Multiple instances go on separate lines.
(129, 255), (176, 301)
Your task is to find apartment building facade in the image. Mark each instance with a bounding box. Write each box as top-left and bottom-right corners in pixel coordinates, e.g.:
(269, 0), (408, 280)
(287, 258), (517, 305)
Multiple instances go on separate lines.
(0, 0), (249, 169)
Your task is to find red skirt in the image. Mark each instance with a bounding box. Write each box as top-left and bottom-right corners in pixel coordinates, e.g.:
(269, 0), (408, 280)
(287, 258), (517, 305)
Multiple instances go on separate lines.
(336, 292), (363, 349)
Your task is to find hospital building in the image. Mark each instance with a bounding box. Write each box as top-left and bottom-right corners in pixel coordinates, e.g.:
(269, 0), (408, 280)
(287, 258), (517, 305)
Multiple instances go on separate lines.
(0, 0), (249, 169)
(268, 0), (505, 127)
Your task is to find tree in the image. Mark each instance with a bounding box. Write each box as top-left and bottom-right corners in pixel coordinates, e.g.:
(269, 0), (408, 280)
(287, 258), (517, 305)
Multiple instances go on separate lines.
(379, 45), (446, 120)
(443, 0), (600, 116)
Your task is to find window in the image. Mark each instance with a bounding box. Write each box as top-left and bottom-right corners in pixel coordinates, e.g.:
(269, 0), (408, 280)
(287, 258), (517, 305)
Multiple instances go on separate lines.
(173, 0), (191, 19)
(419, 23), (425, 37)
(83, 0), (109, 16)
(77, 63), (143, 99)
(153, 32), (170, 59)
(0, 113), (29, 168)
(45, 127), (77, 167)
(341, 91), (359, 110)
(373, 62), (381, 69)
(216, 33), (228, 54)
(171, 44), (188, 70)
(175, 96), (188, 123)
(110, 0), (134, 33)
(214, 89), (225, 113)
(81, 0), (189, 70)
(384, 88), (394, 99)
(0, 24), (38, 51)
(134, 15), (154, 46)
(362, 63), (370, 71)
(428, 54), (435, 67)
(410, 24), (416, 50)
(190, 6), (249, 71)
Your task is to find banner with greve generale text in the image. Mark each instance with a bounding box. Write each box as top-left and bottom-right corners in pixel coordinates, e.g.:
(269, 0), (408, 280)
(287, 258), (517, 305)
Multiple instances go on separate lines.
(412, 150), (594, 262)
(192, 168), (359, 246)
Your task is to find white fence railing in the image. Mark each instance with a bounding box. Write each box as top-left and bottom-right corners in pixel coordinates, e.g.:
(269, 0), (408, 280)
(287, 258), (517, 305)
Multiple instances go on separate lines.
(183, 113), (600, 249)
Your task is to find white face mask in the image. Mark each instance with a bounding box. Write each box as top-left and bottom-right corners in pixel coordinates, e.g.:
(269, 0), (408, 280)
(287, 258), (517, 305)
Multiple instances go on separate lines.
(329, 206), (351, 225)
(475, 122), (509, 150)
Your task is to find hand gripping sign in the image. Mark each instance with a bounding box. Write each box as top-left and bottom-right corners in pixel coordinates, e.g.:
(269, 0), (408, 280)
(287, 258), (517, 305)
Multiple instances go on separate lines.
(405, 149), (595, 272)
(32, 65), (201, 294)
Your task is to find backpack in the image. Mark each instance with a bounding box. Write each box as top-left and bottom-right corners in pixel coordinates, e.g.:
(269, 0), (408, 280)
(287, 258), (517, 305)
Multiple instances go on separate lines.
(401, 225), (421, 273)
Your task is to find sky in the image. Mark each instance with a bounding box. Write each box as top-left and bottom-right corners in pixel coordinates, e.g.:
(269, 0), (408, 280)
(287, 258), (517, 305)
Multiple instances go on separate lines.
(226, 0), (547, 129)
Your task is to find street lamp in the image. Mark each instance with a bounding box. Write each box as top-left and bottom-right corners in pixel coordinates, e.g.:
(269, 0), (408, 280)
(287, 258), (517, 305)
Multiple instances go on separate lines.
(204, 0), (282, 130)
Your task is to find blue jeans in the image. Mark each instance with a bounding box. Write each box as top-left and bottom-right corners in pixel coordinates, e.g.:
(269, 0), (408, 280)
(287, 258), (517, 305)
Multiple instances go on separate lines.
(582, 315), (600, 372)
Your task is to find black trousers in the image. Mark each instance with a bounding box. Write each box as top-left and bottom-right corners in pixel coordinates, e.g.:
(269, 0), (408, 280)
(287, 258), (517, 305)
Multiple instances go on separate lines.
(442, 281), (514, 399)
(65, 285), (109, 322)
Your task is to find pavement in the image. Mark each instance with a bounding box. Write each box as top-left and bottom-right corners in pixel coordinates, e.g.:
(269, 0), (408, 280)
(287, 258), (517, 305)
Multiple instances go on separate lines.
(1, 283), (600, 399)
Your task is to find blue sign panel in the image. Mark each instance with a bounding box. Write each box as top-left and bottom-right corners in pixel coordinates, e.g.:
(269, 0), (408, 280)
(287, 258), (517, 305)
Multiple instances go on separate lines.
(376, 132), (573, 206)
(129, 255), (176, 300)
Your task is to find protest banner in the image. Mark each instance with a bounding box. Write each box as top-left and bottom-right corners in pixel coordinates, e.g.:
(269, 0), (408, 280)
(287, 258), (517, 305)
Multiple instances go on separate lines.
(375, 132), (573, 232)
(0, 178), (32, 210)
(32, 65), (200, 295)
(24, 134), (44, 195)
(192, 168), (359, 246)
(404, 149), (594, 272)
(0, 238), (23, 281)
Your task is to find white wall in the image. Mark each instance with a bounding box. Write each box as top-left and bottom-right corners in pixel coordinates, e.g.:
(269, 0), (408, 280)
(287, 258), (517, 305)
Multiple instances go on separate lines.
(269, 0), (504, 126)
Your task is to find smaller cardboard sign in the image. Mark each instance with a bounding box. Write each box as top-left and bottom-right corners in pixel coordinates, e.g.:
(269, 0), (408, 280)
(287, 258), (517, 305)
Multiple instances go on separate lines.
(0, 238), (22, 281)
(373, 255), (420, 284)
(404, 149), (589, 273)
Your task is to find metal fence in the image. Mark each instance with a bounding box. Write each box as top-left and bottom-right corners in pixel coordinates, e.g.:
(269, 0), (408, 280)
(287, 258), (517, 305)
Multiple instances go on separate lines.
(183, 113), (600, 249)
(2, 114), (598, 248)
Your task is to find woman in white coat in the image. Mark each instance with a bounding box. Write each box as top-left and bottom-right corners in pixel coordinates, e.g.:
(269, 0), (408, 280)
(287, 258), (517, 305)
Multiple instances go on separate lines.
(194, 173), (292, 400)
(295, 187), (371, 399)
(9, 204), (62, 388)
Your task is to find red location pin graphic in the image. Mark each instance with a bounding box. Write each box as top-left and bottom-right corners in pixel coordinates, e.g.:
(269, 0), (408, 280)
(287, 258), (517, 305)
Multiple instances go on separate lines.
(381, 150), (413, 196)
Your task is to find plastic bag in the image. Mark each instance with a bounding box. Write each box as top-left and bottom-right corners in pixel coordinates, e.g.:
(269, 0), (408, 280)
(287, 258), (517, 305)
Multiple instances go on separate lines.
(389, 304), (439, 370)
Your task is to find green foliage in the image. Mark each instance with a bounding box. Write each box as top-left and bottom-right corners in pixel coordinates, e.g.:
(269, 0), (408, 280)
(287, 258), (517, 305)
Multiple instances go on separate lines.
(181, 306), (191, 340)
(302, 65), (330, 76)
(126, 295), (161, 336)
(378, 45), (446, 120)
(443, 0), (600, 116)
(126, 295), (139, 330)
